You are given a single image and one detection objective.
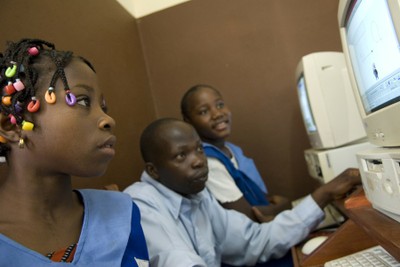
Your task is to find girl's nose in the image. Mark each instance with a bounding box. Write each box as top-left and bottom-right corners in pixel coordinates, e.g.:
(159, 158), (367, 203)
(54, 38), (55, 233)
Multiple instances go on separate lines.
(211, 108), (223, 119)
(99, 114), (116, 130)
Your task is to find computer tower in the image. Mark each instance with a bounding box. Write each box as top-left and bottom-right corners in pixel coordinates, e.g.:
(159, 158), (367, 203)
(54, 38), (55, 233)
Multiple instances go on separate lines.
(357, 147), (400, 223)
(304, 142), (377, 184)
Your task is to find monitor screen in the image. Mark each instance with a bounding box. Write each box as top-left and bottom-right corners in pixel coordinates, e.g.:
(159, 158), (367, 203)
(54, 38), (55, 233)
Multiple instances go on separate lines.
(345, 0), (400, 114)
(297, 75), (317, 133)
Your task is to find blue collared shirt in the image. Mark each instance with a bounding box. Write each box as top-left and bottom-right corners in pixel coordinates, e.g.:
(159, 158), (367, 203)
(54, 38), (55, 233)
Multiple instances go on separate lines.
(124, 172), (324, 267)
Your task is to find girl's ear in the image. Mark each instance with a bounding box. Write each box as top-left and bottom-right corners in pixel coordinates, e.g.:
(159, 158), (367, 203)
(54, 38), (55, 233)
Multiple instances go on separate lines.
(0, 113), (20, 143)
(145, 162), (159, 180)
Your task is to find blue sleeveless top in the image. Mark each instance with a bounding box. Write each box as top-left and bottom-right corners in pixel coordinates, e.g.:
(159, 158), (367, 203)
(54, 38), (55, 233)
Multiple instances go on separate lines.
(203, 142), (269, 206)
(0, 189), (149, 267)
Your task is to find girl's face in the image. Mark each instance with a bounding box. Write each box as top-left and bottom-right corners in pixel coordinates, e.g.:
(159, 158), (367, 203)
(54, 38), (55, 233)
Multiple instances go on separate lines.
(22, 59), (116, 178)
(185, 87), (232, 145)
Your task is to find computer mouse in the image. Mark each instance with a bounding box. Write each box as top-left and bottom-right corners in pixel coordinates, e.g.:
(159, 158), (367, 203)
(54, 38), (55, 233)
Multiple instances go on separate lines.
(301, 236), (328, 255)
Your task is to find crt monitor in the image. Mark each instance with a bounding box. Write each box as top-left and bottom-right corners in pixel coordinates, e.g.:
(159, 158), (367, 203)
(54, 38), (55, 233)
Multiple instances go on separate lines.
(338, 0), (400, 147)
(295, 51), (366, 149)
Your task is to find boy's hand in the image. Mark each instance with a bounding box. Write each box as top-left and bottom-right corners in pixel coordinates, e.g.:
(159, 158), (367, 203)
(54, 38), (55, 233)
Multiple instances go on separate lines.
(253, 169), (360, 222)
(311, 168), (361, 209)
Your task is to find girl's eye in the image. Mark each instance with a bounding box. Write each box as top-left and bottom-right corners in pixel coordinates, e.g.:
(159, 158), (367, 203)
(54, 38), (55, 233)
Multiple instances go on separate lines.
(76, 96), (91, 107)
(199, 109), (208, 115)
(216, 102), (224, 109)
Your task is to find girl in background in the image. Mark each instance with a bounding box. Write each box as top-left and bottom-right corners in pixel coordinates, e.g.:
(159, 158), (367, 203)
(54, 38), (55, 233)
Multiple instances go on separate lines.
(181, 84), (291, 222)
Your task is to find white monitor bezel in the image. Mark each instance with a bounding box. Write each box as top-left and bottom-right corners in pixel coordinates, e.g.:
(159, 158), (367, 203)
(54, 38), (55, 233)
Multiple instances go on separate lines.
(295, 51), (366, 149)
(338, 0), (400, 147)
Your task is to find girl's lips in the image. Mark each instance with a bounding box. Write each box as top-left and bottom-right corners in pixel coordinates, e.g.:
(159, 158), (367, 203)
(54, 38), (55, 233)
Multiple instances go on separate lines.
(213, 120), (229, 131)
(99, 136), (116, 156)
(100, 136), (117, 148)
(99, 146), (116, 157)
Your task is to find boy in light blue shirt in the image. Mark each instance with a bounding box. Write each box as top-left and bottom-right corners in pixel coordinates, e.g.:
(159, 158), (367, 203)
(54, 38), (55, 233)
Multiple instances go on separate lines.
(124, 118), (361, 267)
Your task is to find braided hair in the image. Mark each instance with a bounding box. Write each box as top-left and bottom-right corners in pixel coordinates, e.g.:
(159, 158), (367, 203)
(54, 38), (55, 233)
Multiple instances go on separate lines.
(0, 38), (95, 158)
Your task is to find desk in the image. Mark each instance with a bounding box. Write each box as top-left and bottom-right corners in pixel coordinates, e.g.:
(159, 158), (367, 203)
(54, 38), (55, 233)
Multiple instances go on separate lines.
(291, 187), (400, 267)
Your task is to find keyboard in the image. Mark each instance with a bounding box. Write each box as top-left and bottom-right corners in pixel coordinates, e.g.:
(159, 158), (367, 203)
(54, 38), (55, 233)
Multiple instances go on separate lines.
(324, 245), (400, 266)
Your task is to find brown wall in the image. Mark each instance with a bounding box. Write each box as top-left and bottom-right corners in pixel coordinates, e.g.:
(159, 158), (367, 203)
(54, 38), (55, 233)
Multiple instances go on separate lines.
(0, 0), (343, 199)
(0, 0), (155, 190)
(138, 0), (343, 199)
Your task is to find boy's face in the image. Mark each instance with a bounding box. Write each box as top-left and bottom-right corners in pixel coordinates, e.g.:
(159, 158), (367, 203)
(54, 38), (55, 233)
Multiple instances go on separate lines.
(22, 59), (116, 177)
(185, 87), (232, 144)
(152, 121), (208, 196)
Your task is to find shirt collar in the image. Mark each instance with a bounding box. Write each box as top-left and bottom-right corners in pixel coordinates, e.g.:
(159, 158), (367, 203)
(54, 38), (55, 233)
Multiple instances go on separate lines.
(140, 171), (205, 219)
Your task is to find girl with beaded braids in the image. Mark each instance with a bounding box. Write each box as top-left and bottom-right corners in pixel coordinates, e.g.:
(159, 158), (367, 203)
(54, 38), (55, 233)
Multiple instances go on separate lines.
(0, 39), (149, 266)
